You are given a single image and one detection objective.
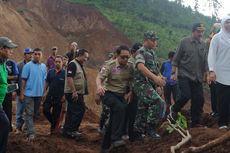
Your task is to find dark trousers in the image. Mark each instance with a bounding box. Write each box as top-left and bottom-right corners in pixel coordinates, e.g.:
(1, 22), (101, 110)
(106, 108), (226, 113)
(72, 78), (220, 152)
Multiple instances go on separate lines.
(101, 91), (127, 150)
(63, 93), (85, 132)
(216, 82), (230, 127)
(124, 93), (138, 140)
(164, 84), (178, 105)
(0, 106), (10, 153)
(209, 82), (218, 113)
(43, 96), (62, 130)
(2, 93), (12, 131)
(173, 77), (204, 125)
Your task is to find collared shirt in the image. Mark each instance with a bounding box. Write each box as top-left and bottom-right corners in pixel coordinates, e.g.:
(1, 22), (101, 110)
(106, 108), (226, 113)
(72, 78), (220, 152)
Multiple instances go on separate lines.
(134, 47), (160, 87)
(46, 56), (56, 70)
(46, 69), (65, 97)
(99, 59), (134, 94)
(21, 61), (47, 97)
(172, 36), (208, 82)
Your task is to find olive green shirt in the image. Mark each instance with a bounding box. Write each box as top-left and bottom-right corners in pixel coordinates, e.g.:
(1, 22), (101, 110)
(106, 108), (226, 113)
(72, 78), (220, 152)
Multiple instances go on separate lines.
(99, 59), (134, 94)
(172, 36), (208, 82)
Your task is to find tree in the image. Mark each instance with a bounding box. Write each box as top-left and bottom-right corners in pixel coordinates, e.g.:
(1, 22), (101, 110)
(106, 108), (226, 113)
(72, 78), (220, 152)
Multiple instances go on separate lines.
(207, 0), (222, 19)
(194, 0), (199, 12)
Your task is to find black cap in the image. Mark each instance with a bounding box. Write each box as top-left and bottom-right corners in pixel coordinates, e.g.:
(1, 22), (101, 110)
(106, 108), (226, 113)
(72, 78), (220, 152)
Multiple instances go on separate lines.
(192, 23), (205, 32)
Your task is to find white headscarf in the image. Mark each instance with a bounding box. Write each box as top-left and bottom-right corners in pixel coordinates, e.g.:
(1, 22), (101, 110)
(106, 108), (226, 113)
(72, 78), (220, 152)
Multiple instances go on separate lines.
(219, 15), (230, 46)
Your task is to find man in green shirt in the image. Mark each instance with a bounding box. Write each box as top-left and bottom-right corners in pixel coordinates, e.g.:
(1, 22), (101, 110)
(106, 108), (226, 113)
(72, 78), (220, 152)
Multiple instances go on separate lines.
(0, 36), (17, 153)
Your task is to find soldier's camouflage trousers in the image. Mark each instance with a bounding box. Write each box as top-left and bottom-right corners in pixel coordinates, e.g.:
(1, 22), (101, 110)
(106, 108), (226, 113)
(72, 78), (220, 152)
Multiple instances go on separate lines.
(133, 81), (166, 133)
(99, 104), (110, 130)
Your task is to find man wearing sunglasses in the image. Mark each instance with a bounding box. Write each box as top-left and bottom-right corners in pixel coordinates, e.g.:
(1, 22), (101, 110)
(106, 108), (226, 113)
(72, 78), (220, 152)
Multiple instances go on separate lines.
(0, 36), (17, 153)
(132, 31), (166, 140)
(96, 45), (134, 153)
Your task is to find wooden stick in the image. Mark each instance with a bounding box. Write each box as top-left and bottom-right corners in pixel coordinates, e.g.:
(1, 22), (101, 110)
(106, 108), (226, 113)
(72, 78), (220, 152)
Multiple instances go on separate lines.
(182, 131), (230, 153)
(171, 130), (192, 153)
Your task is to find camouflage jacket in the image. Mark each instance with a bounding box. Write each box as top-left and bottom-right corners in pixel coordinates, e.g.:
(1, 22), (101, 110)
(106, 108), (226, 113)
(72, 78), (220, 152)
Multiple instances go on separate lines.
(133, 47), (160, 87)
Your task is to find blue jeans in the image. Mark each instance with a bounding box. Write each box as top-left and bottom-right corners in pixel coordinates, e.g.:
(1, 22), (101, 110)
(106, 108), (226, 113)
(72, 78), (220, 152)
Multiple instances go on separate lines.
(15, 96), (25, 129)
(0, 105), (10, 153)
(24, 96), (42, 136)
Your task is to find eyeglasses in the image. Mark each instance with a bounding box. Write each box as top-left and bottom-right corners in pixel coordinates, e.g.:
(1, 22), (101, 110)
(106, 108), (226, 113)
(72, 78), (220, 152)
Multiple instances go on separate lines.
(120, 56), (130, 60)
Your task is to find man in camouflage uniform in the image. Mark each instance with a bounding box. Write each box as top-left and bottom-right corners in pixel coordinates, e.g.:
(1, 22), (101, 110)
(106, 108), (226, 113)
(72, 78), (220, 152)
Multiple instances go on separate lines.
(133, 31), (166, 139)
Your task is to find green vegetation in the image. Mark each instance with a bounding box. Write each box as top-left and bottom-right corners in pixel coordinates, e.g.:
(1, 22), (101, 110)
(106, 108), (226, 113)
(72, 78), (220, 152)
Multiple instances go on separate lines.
(167, 112), (187, 134)
(68, 0), (216, 58)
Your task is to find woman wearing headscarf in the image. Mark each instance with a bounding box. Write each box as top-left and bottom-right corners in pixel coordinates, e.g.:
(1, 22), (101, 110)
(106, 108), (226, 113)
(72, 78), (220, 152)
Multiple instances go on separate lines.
(208, 15), (230, 129)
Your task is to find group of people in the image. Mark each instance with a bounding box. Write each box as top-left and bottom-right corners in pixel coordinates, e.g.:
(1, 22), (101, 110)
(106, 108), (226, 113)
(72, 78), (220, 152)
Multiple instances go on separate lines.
(0, 15), (230, 153)
(0, 40), (89, 152)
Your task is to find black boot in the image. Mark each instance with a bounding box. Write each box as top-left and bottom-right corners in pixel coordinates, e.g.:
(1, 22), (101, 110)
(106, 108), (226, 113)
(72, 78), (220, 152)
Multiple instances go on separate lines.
(147, 126), (161, 139)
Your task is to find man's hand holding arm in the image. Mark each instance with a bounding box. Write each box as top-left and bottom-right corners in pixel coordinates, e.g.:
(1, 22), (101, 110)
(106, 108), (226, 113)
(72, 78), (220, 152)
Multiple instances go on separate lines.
(137, 63), (166, 87)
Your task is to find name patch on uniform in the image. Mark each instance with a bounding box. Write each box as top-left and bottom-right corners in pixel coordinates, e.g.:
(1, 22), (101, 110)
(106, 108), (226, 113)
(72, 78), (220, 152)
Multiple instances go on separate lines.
(111, 67), (121, 74)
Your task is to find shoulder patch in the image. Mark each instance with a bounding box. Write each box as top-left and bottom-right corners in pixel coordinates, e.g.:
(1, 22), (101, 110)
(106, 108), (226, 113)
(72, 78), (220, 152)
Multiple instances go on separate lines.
(106, 59), (116, 66)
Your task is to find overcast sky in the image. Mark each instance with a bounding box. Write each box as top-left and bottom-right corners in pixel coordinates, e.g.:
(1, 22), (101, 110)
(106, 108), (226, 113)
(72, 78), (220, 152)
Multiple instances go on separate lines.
(169, 0), (229, 18)
(182, 0), (229, 18)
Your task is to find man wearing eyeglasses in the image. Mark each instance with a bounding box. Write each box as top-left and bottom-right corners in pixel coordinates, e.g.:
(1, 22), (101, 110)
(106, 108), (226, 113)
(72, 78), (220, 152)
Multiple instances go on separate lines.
(132, 31), (166, 140)
(96, 45), (134, 153)
(20, 48), (47, 141)
(0, 36), (17, 153)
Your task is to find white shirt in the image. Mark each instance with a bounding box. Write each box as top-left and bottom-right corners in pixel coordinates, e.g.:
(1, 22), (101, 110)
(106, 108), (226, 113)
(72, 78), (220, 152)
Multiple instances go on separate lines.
(208, 33), (230, 85)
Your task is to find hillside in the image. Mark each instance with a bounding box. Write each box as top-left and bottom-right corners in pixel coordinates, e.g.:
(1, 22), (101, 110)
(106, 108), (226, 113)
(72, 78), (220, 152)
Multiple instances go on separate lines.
(70, 0), (216, 57)
(1, 0), (131, 65)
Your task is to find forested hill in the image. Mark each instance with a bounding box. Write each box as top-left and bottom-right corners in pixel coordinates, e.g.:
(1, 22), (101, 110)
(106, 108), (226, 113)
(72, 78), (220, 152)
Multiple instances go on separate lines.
(69, 0), (216, 58)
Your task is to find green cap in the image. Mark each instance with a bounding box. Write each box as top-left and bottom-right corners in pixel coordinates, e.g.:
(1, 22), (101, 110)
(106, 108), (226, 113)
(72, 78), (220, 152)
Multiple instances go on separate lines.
(0, 37), (17, 48)
(144, 31), (159, 40)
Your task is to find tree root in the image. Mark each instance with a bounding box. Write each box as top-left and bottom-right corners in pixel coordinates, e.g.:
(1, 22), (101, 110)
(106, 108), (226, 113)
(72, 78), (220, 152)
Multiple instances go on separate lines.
(167, 119), (192, 153)
(182, 130), (230, 153)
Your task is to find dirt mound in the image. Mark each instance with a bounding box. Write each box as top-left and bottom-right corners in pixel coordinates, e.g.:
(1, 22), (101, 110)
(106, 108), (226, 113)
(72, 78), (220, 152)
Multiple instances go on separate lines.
(2, 0), (131, 65)
(7, 108), (230, 153)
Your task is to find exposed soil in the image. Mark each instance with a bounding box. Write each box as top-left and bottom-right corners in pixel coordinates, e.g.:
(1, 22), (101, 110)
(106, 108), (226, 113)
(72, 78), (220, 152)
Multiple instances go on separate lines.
(6, 90), (230, 153)
(1, 1), (230, 153)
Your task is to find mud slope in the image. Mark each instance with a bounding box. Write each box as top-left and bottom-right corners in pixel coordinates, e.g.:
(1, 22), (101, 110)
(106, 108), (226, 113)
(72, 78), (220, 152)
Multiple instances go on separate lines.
(6, 0), (131, 64)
